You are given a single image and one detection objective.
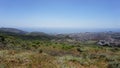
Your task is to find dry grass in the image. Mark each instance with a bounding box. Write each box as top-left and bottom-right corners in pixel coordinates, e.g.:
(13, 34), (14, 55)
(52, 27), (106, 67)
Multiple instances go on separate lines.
(0, 44), (119, 68)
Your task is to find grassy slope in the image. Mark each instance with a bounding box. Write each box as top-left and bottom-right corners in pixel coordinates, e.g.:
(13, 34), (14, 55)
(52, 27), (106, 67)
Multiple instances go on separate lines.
(0, 33), (120, 68)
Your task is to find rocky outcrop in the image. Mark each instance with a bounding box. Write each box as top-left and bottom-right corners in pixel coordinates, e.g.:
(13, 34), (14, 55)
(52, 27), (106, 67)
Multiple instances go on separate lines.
(97, 40), (120, 47)
(97, 40), (110, 46)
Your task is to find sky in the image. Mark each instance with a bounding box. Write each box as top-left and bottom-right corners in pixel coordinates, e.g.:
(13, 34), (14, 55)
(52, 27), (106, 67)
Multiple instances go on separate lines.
(0, 0), (120, 33)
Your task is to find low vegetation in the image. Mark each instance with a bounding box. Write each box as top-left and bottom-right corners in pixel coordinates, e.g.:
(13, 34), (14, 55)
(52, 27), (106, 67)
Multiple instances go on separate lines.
(0, 30), (120, 68)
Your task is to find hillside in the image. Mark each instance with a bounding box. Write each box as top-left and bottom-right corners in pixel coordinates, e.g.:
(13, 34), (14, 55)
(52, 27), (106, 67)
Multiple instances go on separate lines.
(0, 28), (120, 68)
(0, 28), (27, 34)
(0, 28), (120, 47)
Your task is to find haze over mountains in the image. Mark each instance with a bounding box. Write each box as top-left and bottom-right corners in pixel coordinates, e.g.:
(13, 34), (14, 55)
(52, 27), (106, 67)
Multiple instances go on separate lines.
(3, 27), (119, 34)
(0, 27), (120, 34)
(0, 27), (120, 47)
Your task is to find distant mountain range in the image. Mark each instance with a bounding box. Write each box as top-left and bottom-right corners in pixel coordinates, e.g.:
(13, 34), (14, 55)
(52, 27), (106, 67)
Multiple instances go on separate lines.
(0, 28), (54, 40)
(17, 28), (120, 34)
(0, 27), (120, 47)
(0, 28), (28, 34)
(0, 27), (120, 41)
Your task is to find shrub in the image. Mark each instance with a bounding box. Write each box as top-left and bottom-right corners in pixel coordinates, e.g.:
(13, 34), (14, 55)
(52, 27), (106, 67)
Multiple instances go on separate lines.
(37, 48), (43, 53)
(110, 48), (120, 52)
(77, 47), (85, 52)
(108, 61), (120, 68)
(89, 54), (98, 59)
(105, 55), (120, 62)
(0, 63), (7, 68)
(61, 45), (73, 50)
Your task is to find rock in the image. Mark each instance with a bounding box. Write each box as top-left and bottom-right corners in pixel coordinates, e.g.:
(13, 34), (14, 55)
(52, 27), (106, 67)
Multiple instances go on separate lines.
(97, 40), (110, 46)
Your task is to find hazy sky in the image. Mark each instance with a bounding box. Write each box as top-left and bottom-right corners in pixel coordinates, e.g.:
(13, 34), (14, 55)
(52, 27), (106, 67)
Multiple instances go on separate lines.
(0, 0), (120, 31)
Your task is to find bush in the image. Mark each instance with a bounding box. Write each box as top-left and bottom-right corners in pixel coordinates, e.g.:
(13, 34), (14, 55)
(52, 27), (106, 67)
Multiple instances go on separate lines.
(0, 63), (7, 68)
(61, 45), (73, 50)
(108, 61), (120, 68)
(37, 48), (43, 53)
(89, 54), (98, 59)
(110, 48), (120, 52)
(77, 47), (85, 52)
